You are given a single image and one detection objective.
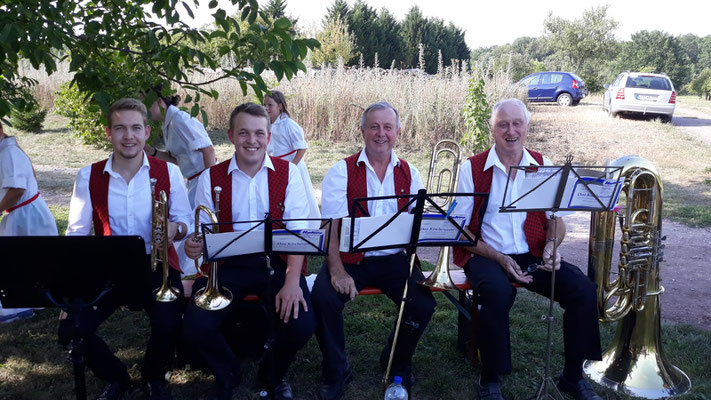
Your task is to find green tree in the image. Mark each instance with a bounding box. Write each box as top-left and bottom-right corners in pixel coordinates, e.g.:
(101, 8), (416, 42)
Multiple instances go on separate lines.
(310, 17), (356, 67)
(0, 0), (318, 129)
(689, 68), (711, 100)
(617, 30), (692, 89)
(400, 6), (430, 70)
(374, 9), (402, 69)
(349, 0), (379, 67)
(323, 0), (352, 27)
(544, 6), (619, 90)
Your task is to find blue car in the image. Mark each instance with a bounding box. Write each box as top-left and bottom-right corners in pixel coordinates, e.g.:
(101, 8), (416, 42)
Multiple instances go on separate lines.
(518, 72), (587, 106)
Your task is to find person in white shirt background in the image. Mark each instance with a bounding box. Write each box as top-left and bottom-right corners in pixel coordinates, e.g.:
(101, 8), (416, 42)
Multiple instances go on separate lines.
(0, 120), (58, 323)
(263, 90), (320, 226)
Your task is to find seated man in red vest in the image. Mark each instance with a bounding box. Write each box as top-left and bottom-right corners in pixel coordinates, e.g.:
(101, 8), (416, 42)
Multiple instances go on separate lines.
(182, 103), (314, 400)
(60, 98), (193, 400)
(452, 98), (602, 400)
(311, 102), (437, 400)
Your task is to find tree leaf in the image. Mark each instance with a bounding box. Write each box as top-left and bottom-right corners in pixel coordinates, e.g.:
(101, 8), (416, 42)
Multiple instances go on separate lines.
(190, 103), (199, 118)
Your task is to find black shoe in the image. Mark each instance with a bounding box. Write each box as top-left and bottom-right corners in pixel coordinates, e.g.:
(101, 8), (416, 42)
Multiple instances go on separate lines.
(145, 379), (173, 400)
(208, 386), (233, 400)
(95, 380), (129, 400)
(318, 367), (353, 400)
(557, 375), (602, 400)
(477, 381), (504, 400)
(379, 347), (416, 388)
(271, 379), (294, 400)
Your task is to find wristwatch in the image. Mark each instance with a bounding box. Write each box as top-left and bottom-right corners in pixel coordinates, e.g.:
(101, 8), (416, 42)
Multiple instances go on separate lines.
(177, 223), (185, 238)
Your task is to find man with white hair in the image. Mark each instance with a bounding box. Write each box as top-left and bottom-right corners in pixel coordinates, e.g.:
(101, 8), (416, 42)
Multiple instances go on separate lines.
(452, 98), (602, 400)
(311, 102), (436, 400)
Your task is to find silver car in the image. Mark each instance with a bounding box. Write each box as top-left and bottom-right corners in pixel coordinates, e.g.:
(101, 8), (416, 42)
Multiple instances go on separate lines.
(603, 72), (676, 122)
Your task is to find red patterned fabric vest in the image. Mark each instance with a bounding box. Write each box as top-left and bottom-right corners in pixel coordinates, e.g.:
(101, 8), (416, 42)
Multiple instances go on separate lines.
(208, 156), (306, 274)
(452, 148), (548, 267)
(340, 151), (412, 265)
(89, 156), (181, 271)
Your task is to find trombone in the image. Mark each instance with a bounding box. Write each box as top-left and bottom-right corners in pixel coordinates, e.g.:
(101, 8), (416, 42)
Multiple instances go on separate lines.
(419, 139), (463, 290)
(150, 178), (180, 302)
(193, 186), (233, 311)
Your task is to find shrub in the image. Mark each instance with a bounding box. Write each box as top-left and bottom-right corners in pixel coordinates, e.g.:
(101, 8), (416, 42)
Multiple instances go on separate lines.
(54, 82), (109, 149)
(461, 75), (491, 152)
(10, 99), (48, 133)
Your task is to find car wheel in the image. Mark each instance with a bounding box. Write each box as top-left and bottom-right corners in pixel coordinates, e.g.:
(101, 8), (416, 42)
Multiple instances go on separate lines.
(557, 93), (572, 107)
(607, 105), (617, 118)
(660, 114), (672, 123)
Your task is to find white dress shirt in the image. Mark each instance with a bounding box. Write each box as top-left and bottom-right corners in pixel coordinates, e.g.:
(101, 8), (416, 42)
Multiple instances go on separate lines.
(454, 145), (552, 255)
(193, 154), (310, 231)
(321, 149), (424, 256)
(66, 153), (193, 254)
(266, 114), (308, 159)
(163, 105), (214, 179)
(0, 136), (58, 236)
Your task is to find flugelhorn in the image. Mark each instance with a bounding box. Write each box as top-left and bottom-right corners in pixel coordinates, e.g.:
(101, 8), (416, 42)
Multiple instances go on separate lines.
(193, 186), (233, 311)
(150, 178), (180, 302)
(583, 156), (690, 398)
(420, 139), (462, 290)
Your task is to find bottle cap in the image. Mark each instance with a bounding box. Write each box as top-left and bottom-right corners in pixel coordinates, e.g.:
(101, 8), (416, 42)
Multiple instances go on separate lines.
(394, 375), (402, 384)
(259, 390), (269, 398)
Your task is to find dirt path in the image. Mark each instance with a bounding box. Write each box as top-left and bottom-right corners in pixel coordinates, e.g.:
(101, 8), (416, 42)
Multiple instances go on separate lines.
(672, 105), (711, 146)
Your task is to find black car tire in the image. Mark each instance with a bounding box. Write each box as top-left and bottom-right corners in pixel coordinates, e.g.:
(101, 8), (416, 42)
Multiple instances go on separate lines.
(557, 93), (573, 107)
(660, 115), (672, 123)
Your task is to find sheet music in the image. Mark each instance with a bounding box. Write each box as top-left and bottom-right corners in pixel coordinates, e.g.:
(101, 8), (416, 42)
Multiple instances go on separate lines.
(273, 229), (326, 253)
(418, 214), (467, 242)
(513, 166), (623, 211)
(340, 213), (414, 252)
(204, 229), (327, 260)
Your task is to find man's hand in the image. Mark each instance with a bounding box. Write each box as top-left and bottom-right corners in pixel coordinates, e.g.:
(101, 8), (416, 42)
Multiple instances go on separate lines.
(496, 254), (533, 284)
(184, 233), (203, 260)
(540, 241), (561, 271)
(275, 281), (307, 323)
(330, 267), (358, 300)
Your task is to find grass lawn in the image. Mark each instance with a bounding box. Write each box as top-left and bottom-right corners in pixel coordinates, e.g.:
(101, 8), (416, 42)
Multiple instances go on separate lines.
(2, 102), (711, 399)
(677, 95), (711, 115)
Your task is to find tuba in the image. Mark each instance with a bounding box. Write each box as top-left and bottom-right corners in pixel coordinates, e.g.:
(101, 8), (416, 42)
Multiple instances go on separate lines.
(150, 178), (180, 302)
(583, 156), (690, 398)
(419, 139), (462, 290)
(193, 186), (233, 311)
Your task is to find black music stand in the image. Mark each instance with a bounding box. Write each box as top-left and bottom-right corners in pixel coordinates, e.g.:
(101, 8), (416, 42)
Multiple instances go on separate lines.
(0, 235), (147, 400)
(499, 156), (623, 400)
(344, 188), (484, 387)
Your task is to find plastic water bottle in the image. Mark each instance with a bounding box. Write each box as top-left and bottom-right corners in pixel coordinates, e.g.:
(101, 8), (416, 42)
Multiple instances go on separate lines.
(384, 375), (408, 400)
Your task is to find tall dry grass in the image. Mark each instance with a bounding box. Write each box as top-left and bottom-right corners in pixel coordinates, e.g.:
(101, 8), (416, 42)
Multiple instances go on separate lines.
(25, 61), (521, 148)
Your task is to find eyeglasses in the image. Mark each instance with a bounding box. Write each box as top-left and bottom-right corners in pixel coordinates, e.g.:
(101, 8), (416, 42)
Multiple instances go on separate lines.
(526, 262), (544, 274)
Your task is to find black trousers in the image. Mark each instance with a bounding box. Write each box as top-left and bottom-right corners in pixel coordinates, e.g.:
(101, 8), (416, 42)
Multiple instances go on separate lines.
(311, 253), (437, 383)
(181, 255), (314, 388)
(57, 264), (184, 383)
(463, 253), (602, 377)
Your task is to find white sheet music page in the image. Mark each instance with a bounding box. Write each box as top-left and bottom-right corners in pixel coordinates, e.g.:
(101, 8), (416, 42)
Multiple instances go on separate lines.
(339, 213), (414, 252)
(418, 214), (467, 242)
(273, 229), (327, 253)
(204, 230), (265, 259)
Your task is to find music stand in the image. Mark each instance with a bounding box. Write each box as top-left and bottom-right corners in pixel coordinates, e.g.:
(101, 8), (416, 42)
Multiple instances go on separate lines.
(0, 235), (147, 400)
(343, 188), (485, 386)
(499, 156), (623, 400)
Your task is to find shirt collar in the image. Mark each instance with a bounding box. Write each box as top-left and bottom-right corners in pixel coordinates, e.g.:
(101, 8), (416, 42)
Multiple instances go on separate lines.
(356, 148), (400, 169)
(104, 152), (151, 177)
(162, 104), (179, 131)
(484, 145), (540, 173)
(227, 153), (275, 176)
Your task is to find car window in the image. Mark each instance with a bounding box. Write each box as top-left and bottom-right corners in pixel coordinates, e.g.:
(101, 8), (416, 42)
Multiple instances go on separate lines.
(625, 76), (672, 90)
(521, 75), (540, 85)
(541, 73), (562, 84)
(570, 73), (583, 82)
(613, 74), (624, 87)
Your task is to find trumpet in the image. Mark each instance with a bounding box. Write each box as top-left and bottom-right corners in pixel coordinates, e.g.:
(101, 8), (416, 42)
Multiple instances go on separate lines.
(150, 178), (180, 302)
(193, 186), (233, 311)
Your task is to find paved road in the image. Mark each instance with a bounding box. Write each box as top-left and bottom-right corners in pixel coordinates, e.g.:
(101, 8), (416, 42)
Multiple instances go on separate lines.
(672, 105), (711, 146)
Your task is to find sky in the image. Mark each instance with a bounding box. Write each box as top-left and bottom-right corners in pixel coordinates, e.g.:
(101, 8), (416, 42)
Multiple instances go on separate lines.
(187, 0), (709, 49)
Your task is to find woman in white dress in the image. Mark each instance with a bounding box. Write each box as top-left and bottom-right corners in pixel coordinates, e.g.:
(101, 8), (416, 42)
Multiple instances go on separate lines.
(0, 121), (58, 322)
(143, 85), (217, 206)
(264, 91), (321, 225)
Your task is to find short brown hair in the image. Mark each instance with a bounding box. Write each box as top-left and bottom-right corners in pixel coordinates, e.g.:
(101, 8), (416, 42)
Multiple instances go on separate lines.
(107, 98), (148, 127)
(228, 102), (271, 132)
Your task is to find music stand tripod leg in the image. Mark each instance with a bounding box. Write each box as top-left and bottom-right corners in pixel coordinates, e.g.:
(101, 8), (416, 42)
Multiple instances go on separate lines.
(531, 214), (564, 400)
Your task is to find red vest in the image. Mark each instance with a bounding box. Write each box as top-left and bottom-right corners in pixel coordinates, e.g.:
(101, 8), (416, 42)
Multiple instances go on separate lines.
(89, 156), (181, 271)
(208, 156), (307, 274)
(452, 148), (548, 267)
(340, 151), (412, 265)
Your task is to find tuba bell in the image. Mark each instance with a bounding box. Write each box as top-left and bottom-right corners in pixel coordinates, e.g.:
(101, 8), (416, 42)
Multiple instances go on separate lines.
(583, 155), (690, 398)
(419, 139), (462, 291)
(193, 186), (233, 311)
(150, 178), (180, 302)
